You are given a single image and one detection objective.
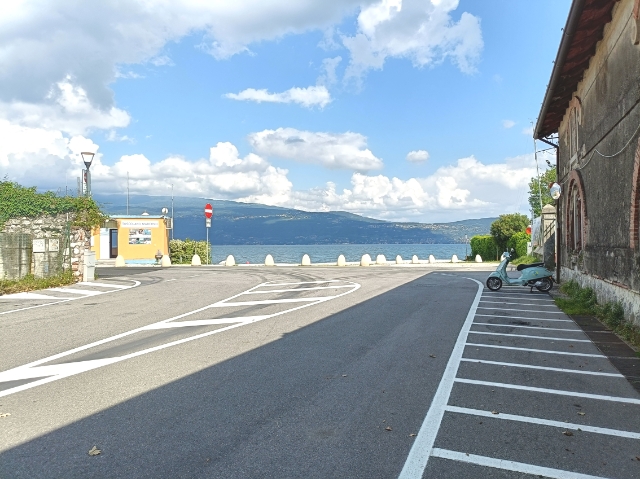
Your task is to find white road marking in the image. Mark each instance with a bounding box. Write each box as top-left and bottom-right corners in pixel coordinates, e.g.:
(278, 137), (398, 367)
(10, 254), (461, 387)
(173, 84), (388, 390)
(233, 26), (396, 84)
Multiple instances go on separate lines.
(78, 282), (130, 289)
(0, 292), (68, 300)
(466, 343), (605, 358)
(480, 296), (555, 302)
(468, 331), (590, 342)
(143, 317), (266, 329)
(479, 301), (558, 307)
(398, 277), (484, 479)
(482, 291), (551, 297)
(430, 448), (609, 479)
(0, 280), (360, 398)
(459, 359), (623, 377)
(244, 285), (353, 294)
(475, 313), (572, 322)
(261, 280), (340, 286)
(214, 297), (329, 306)
(454, 378), (640, 404)
(444, 406), (640, 438)
(477, 307), (564, 314)
(472, 323), (581, 332)
(0, 280), (140, 315)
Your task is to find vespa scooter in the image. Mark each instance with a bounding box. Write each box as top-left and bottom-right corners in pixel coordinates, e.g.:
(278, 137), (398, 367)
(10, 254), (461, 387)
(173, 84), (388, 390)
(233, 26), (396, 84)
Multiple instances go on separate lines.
(486, 250), (554, 292)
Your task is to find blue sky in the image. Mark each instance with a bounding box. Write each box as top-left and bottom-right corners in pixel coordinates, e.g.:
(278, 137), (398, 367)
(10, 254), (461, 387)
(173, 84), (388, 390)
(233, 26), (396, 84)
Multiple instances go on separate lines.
(0, 0), (569, 222)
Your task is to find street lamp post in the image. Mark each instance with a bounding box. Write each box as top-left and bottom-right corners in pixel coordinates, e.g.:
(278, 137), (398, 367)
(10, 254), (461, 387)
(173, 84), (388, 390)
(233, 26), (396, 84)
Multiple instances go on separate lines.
(81, 152), (95, 197)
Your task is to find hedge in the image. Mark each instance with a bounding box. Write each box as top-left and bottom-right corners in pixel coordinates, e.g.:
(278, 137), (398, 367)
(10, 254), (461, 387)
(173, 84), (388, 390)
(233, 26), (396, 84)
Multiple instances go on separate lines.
(506, 231), (530, 258)
(169, 239), (211, 264)
(470, 235), (498, 261)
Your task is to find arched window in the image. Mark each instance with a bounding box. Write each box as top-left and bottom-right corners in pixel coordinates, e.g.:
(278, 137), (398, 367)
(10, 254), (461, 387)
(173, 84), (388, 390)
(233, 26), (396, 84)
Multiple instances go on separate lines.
(568, 184), (583, 251)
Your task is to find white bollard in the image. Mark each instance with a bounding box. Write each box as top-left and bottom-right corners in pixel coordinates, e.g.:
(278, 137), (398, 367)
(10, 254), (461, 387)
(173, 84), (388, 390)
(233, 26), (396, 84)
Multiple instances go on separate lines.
(412, 255), (419, 264)
(429, 254), (436, 264)
(376, 254), (386, 265)
(451, 254), (459, 263)
(360, 254), (371, 266)
(115, 255), (125, 267)
(265, 254), (275, 266)
(161, 255), (171, 267)
(337, 254), (346, 266)
(301, 254), (311, 266)
(225, 255), (235, 266)
(396, 255), (403, 264)
(475, 254), (483, 263)
(191, 254), (201, 266)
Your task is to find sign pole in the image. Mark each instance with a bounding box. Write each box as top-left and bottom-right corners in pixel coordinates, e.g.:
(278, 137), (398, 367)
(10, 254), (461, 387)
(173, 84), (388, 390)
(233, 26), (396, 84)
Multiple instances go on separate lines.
(204, 203), (213, 265)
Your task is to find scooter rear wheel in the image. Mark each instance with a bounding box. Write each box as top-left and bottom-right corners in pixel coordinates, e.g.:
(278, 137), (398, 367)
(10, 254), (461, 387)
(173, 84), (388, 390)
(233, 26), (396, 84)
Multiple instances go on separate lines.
(486, 277), (502, 291)
(535, 277), (553, 292)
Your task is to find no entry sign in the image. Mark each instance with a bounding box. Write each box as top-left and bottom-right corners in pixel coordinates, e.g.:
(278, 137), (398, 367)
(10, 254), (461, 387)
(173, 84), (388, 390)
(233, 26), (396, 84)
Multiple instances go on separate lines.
(204, 203), (213, 219)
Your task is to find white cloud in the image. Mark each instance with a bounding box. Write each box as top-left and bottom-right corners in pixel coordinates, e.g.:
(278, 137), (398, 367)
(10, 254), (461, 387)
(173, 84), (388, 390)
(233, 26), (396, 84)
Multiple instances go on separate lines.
(106, 130), (134, 143)
(406, 150), (429, 163)
(522, 126), (534, 136)
(317, 56), (342, 86)
(247, 128), (383, 171)
(342, 0), (483, 83)
(225, 86), (331, 108)
(502, 120), (515, 129)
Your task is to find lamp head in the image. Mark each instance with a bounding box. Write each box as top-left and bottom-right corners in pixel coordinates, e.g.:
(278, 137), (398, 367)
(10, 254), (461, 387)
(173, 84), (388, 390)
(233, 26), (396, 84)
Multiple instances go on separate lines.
(81, 152), (95, 169)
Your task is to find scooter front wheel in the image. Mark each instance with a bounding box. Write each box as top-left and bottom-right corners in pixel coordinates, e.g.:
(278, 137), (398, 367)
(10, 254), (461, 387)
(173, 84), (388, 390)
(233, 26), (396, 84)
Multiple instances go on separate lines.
(486, 277), (502, 291)
(535, 277), (553, 292)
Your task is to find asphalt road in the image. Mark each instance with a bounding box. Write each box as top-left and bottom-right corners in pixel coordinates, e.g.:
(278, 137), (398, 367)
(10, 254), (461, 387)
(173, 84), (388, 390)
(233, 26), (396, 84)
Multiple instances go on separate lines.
(0, 266), (638, 478)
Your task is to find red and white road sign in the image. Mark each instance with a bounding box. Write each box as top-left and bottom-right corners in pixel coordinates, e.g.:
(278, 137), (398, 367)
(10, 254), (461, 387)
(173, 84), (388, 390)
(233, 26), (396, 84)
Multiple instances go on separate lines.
(204, 203), (213, 219)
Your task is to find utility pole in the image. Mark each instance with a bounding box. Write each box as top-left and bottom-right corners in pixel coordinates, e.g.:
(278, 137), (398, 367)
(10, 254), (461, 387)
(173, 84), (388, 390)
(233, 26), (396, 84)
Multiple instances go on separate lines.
(171, 183), (174, 240)
(127, 172), (130, 214)
(532, 122), (544, 217)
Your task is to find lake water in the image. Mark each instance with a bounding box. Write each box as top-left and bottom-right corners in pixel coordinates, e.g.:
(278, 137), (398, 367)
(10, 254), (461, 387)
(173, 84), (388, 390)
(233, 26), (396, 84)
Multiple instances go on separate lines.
(209, 244), (469, 264)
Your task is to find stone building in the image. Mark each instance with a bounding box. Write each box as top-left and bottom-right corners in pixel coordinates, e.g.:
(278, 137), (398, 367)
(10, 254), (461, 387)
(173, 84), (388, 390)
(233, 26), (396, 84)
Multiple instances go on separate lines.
(534, 0), (640, 323)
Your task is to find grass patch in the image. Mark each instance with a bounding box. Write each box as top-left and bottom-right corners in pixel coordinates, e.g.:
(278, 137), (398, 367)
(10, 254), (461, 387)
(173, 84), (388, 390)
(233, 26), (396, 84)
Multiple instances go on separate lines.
(511, 255), (539, 265)
(0, 270), (75, 296)
(555, 280), (640, 348)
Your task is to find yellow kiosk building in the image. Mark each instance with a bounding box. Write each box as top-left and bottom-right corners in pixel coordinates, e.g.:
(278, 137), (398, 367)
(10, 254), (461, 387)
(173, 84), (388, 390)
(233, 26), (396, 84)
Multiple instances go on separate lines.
(92, 214), (170, 264)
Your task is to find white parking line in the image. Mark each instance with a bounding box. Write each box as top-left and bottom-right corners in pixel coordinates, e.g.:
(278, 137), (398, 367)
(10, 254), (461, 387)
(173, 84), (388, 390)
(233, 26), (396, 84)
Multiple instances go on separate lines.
(460, 358), (623, 377)
(214, 297), (327, 306)
(477, 307), (565, 314)
(0, 280), (360, 398)
(474, 314), (573, 323)
(467, 331), (590, 342)
(398, 277), (484, 479)
(472, 323), (582, 332)
(480, 296), (554, 302)
(78, 281), (130, 289)
(444, 406), (640, 439)
(479, 301), (558, 307)
(244, 285), (353, 294)
(454, 379), (640, 404)
(431, 448), (608, 479)
(48, 288), (105, 296)
(466, 343), (605, 358)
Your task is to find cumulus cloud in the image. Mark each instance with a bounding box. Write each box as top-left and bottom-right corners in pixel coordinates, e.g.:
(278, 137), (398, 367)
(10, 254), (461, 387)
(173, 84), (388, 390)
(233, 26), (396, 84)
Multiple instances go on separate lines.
(406, 150), (429, 163)
(502, 120), (515, 129)
(225, 86), (331, 108)
(342, 0), (483, 83)
(248, 128), (383, 171)
(317, 56), (342, 86)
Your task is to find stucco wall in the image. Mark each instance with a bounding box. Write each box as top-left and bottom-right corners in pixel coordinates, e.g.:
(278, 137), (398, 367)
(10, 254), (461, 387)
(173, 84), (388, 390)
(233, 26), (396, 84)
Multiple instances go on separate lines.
(557, 0), (640, 317)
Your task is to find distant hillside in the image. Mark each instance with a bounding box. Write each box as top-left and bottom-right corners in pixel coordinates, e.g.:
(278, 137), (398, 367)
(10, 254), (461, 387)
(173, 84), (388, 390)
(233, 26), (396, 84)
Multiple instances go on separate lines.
(93, 193), (495, 245)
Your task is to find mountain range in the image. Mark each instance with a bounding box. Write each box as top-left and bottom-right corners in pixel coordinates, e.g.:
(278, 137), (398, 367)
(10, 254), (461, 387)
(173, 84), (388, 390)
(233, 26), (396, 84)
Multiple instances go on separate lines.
(93, 193), (495, 245)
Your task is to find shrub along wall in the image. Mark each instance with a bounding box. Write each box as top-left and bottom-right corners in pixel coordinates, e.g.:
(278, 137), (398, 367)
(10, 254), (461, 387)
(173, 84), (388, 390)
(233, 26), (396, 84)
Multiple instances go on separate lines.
(507, 232), (530, 258)
(169, 239), (211, 264)
(470, 235), (498, 261)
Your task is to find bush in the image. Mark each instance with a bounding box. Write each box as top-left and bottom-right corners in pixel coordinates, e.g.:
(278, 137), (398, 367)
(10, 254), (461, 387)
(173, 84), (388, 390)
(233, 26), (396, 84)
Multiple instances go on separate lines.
(169, 239), (211, 264)
(470, 235), (498, 261)
(507, 232), (530, 258)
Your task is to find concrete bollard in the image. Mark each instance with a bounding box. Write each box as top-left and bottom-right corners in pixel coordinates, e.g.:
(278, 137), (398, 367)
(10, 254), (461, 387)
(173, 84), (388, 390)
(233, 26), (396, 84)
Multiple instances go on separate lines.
(115, 255), (125, 267)
(265, 254), (275, 266)
(396, 255), (403, 264)
(429, 255), (436, 264)
(412, 255), (419, 264)
(451, 254), (459, 263)
(191, 254), (201, 266)
(225, 255), (235, 266)
(161, 255), (171, 267)
(337, 254), (346, 266)
(475, 254), (483, 263)
(360, 254), (371, 266)
(376, 254), (386, 265)
(301, 254), (311, 266)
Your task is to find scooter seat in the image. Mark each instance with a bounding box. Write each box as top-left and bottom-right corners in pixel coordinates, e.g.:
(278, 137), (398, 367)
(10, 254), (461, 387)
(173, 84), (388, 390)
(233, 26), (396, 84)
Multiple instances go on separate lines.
(516, 262), (545, 271)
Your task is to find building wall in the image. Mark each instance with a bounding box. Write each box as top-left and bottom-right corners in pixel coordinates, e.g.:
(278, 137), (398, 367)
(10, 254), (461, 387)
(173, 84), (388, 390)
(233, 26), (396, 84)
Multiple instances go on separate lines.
(92, 216), (169, 261)
(557, 0), (640, 321)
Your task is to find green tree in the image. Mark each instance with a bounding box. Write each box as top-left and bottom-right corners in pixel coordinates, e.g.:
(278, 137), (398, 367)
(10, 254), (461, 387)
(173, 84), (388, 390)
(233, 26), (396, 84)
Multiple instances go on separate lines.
(528, 166), (556, 216)
(490, 213), (529, 253)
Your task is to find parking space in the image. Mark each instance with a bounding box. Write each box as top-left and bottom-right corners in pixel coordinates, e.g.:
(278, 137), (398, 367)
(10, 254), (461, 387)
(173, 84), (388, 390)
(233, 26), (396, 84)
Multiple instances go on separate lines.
(401, 277), (640, 479)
